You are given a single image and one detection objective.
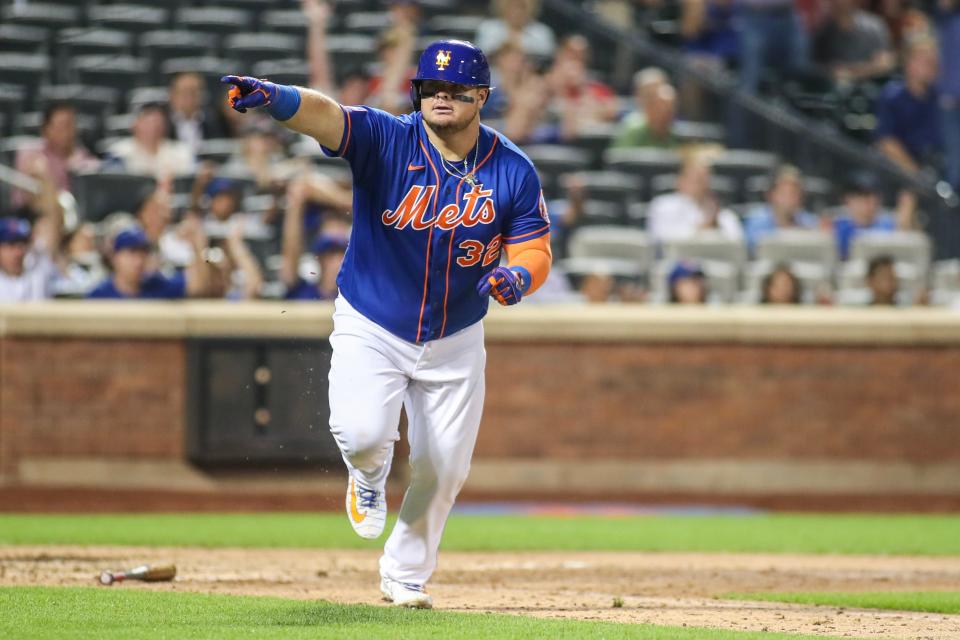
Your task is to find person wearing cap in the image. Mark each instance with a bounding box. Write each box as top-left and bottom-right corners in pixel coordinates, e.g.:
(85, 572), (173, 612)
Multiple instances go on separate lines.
(830, 171), (916, 260)
(0, 217), (61, 302)
(87, 223), (211, 299)
(743, 164), (818, 257)
(286, 233), (349, 301)
(668, 259), (709, 304)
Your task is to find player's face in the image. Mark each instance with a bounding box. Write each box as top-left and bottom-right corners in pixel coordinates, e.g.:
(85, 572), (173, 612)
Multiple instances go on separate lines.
(420, 81), (487, 133)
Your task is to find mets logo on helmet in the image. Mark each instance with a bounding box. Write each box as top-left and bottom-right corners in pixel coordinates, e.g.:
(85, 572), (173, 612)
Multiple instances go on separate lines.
(435, 50), (452, 70)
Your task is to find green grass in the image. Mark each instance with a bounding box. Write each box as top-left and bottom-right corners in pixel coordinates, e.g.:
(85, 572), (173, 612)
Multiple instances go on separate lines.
(0, 587), (846, 640)
(0, 513), (958, 555)
(728, 591), (960, 615)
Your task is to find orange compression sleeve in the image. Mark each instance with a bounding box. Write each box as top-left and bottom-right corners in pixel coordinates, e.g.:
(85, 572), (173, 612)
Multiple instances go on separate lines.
(505, 234), (552, 295)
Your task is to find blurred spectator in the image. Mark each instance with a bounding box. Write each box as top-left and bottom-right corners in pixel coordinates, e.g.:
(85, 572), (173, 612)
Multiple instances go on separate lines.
(760, 263), (802, 303)
(681, 0), (739, 67)
(303, 0), (336, 94)
(56, 222), (108, 296)
(744, 164), (818, 255)
(88, 224), (211, 299)
(206, 223), (264, 300)
(831, 171), (916, 260)
(934, 0), (960, 190)
(281, 175), (349, 300)
(866, 0), (931, 48)
(12, 102), (98, 211)
(547, 35), (619, 141)
(611, 82), (679, 149)
(483, 39), (534, 119)
(367, 11), (419, 115)
(865, 253), (897, 305)
(647, 152), (743, 243)
(578, 272), (616, 303)
(874, 36), (942, 176)
(284, 170), (354, 239)
(668, 260), (708, 304)
(812, 0), (895, 83)
(476, 0), (556, 61)
(735, 0), (809, 93)
(106, 104), (196, 180)
(0, 217), (60, 301)
(221, 123), (291, 194)
(680, 0), (737, 120)
(167, 71), (230, 154)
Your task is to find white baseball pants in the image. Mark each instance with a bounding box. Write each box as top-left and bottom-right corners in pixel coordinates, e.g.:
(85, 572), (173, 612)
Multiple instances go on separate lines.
(327, 296), (486, 587)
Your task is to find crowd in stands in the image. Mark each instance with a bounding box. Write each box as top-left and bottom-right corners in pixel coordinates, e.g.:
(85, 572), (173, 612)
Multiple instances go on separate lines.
(0, 0), (957, 308)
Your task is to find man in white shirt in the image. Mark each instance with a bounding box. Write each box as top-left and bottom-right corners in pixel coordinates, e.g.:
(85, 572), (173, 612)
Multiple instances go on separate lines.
(0, 217), (59, 302)
(108, 103), (196, 180)
(647, 153), (743, 243)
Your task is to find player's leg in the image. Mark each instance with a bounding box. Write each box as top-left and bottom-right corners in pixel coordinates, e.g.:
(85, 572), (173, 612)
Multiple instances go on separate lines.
(379, 321), (486, 591)
(328, 297), (411, 538)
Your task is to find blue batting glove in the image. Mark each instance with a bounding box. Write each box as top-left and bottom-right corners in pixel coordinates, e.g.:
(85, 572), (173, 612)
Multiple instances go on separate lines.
(477, 266), (524, 306)
(221, 75), (278, 113)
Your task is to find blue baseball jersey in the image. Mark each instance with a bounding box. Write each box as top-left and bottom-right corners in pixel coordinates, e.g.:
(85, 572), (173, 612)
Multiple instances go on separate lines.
(321, 106), (549, 343)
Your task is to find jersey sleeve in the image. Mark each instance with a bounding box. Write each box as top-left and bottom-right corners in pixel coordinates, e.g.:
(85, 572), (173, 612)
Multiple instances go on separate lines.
(503, 161), (551, 245)
(320, 105), (400, 184)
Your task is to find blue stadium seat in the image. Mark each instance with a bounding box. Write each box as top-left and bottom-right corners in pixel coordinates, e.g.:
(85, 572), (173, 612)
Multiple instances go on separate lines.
(0, 24), (49, 54)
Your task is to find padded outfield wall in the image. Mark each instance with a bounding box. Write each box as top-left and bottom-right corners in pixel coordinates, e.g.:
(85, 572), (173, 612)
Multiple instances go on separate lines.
(0, 302), (958, 505)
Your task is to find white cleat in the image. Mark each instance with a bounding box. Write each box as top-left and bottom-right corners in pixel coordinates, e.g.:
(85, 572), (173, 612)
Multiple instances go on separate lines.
(345, 475), (386, 539)
(380, 577), (433, 609)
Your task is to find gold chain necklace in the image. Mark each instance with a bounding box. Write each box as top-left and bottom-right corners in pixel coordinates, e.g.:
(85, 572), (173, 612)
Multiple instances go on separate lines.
(429, 136), (480, 186)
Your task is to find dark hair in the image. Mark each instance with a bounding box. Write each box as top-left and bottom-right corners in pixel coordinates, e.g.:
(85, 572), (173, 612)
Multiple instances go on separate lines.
(867, 254), (896, 278)
(41, 101), (75, 129)
(760, 263), (802, 304)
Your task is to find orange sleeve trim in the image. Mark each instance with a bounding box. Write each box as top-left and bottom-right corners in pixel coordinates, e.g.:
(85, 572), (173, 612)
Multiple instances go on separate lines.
(339, 107), (353, 157)
(505, 234), (552, 295)
(503, 224), (550, 243)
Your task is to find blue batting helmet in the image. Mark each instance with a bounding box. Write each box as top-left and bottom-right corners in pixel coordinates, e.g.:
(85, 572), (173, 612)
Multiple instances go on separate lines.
(411, 39), (491, 110)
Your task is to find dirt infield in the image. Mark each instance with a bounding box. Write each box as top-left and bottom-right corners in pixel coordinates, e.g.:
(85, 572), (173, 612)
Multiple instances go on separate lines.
(2, 546), (959, 639)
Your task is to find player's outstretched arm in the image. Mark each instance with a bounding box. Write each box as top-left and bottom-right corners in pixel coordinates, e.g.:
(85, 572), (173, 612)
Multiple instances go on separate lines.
(221, 75), (344, 151)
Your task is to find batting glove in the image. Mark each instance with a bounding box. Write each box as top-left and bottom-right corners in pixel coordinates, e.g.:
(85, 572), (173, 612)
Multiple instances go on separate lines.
(477, 266), (524, 306)
(221, 75), (301, 120)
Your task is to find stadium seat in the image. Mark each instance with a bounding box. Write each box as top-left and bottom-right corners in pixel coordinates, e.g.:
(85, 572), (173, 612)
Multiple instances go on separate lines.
(0, 136), (41, 169)
(0, 84), (29, 134)
(1, 2), (80, 29)
(520, 145), (590, 199)
(262, 9), (330, 36)
(71, 171), (157, 222)
(196, 139), (241, 165)
(57, 29), (134, 61)
(552, 199), (624, 227)
(849, 231), (932, 276)
(37, 84), (121, 118)
(87, 4), (170, 33)
(626, 202), (647, 229)
(72, 55), (151, 94)
(14, 111), (101, 141)
(567, 226), (653, 275)
(344, 11), (392, 35)
(252, 60), (311, 88)
(672, 120), (725, 145)
(426, 15), (486, 42)
(932, 259), (960, 291)
(126, 86), (169, 112)
(223, 33), (304, 68)
(0, 24), (49, 54)
(0, 53), (51, 108)
(560, 171), (642, 217)
(559, 256), (646, 282)
(661, 231), (747, 276)
(175, 7), (253, 35)
(603, 147), (682, 198)
(326, 34), (377, 72)
(649, 258), (740, 304)
(104, 113), (136, 137)
(140, 30), (219, 76)
(755, 229), (837, 272)
(569, 122), (619, 169)
(709, 150), (779, 201)
(290, 139), (351, 173)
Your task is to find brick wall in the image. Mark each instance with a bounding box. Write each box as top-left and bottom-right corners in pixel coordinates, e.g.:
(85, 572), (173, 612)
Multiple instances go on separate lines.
(0, 338), (185, 477)
(480, 343), (960, 462)
(2, 335), (958, 488)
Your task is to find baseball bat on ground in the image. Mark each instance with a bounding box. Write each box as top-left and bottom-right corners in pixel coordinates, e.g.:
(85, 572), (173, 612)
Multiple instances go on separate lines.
(99, 564), (176, 586)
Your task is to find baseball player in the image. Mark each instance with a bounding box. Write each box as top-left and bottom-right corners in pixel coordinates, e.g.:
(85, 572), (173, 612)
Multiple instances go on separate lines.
(223, 39), (552, 608)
